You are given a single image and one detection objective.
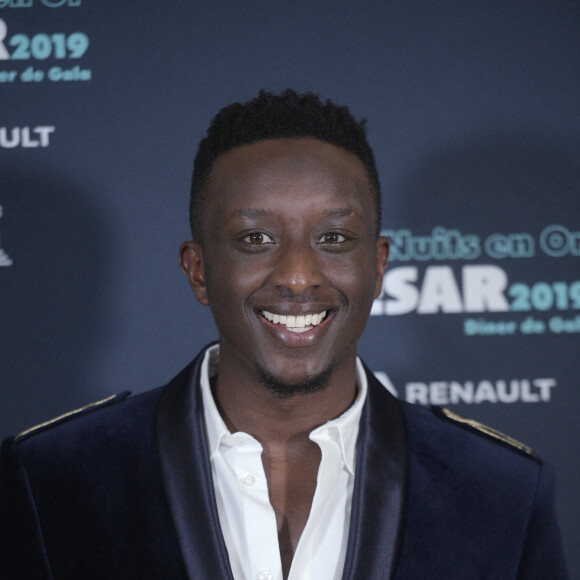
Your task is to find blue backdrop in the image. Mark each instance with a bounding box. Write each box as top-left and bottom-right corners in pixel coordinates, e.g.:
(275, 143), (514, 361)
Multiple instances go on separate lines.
(1, 1), (579, 574)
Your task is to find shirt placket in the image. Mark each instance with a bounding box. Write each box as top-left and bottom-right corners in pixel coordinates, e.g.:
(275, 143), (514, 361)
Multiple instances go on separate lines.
(222, 433), (283, 580)
(288, 427), (345, 580)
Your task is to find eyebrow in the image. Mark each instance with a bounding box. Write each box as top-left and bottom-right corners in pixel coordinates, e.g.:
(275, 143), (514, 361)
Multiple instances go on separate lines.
(323, 207), (355, 218)
(226, 206), (357, 222)
(227, 209), (272, 220)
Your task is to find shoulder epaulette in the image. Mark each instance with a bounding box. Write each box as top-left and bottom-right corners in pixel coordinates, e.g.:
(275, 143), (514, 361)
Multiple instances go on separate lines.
(433, 407), (540, 460)
(15, 391), (131, 441)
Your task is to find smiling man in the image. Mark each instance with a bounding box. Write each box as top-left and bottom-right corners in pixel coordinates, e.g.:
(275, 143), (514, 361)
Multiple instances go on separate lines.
(0, 90), (568, 579)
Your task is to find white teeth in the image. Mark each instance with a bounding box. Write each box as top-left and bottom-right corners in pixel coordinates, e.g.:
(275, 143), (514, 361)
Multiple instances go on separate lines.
(262, 310), (327, 330)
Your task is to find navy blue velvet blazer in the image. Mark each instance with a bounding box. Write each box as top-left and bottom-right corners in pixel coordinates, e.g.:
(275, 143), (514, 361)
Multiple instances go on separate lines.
(0, 345), (568, 578)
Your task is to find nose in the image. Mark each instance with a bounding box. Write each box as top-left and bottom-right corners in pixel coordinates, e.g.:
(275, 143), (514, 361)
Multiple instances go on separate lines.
(269, 239), (324, 294)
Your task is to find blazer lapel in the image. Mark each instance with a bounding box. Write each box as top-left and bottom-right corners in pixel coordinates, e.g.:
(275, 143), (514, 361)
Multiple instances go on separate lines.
(156, 347), (234, 580)
(342, 365), (408, 580)
(156, 350), (406, 580)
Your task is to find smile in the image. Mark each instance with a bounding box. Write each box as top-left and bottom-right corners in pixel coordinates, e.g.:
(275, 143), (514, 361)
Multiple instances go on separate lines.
(261, 310), (328, 333)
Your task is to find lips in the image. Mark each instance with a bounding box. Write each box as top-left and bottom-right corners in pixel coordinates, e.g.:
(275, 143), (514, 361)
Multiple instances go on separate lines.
(261, 310), (328, 333)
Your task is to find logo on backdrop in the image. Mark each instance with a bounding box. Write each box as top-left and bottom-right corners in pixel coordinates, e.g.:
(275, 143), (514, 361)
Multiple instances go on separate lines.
(372, 225), (580, 336)
(0, 18), (90, 83)
(0, 125), (55, 147)
(373, 370), (558, 405)
(0, 0), (81, 8)
(0, 206), (13, 267)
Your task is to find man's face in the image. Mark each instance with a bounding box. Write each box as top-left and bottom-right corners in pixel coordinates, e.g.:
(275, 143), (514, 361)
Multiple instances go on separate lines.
(181, 137), (389, 393)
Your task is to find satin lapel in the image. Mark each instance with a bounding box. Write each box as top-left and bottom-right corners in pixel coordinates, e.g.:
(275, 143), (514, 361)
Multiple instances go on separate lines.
(156, 347), (234, 580)
(342, 365), (408, 580)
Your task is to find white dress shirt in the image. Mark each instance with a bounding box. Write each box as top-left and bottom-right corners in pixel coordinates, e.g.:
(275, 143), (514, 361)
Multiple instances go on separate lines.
(199, 345), (367, 580)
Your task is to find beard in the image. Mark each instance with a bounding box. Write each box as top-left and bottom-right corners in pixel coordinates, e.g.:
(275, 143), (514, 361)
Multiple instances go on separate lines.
(257, 365), (333, 399)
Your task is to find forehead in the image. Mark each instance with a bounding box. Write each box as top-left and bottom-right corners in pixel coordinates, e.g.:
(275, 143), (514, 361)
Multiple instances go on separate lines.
(204, 137), (374, 209)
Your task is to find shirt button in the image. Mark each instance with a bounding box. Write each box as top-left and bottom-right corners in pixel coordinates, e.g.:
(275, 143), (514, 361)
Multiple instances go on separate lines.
(257, 570), (273, 580)
(239, 473), (256, 487)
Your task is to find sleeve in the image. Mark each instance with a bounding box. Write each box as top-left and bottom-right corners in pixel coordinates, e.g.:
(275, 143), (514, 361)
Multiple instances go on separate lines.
(0, 437), (53, 579)
(517, 460), (569, 580)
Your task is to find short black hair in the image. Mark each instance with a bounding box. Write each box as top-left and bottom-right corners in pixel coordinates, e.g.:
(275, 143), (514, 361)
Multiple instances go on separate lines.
(189, 89), (381, 242)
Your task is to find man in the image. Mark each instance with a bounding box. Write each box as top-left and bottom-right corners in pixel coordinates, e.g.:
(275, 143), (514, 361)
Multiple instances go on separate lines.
(0, 90), (568, 579)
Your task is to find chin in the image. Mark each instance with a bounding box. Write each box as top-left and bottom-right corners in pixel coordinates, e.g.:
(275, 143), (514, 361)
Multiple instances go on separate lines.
(257, 366), (333, 399)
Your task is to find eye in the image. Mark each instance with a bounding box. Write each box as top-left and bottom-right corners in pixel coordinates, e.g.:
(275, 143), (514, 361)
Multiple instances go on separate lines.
(319, 232), (347, 244)
(242, 232), (274, 245)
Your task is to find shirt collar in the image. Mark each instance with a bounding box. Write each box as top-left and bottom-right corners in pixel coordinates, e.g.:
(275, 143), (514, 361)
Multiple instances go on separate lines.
(199, 344), (230, 457)
(310, 356), (367, 474)
(199, 344), (367, 472)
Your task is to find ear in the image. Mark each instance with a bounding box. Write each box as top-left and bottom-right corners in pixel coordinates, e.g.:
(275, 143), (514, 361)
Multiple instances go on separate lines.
(374, 235), (390, 299)
(179, 241), (210, 306)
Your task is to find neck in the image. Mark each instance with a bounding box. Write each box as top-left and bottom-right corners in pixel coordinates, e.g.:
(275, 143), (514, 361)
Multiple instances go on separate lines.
(212, 357), (358, 449)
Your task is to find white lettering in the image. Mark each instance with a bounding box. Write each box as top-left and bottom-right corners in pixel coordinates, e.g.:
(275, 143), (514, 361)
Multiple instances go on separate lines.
(417, 266), (463, 313)
(0, 19), (8, 60)
(384, 266), (419, 315)
(449, 381), (474, 404)
(534, 379), (556, 401)
(400, 378), (558, 405)
(496, 380), (519, 403)
(463, 265), (509, 312)
(474, 381), (498, 403)
(521, 380), (540, 402)
(372, 264), (512, 316)
(429, 381), (448, 405)
(21, 127), (39, 147)
(35, 125), (55, 146)
(0, 126), (19, 147)
(0, 126), (54, 148)
(406, 382), (429, 405)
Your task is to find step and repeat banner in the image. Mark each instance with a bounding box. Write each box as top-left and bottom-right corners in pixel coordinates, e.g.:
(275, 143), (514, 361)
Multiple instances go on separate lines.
(1, 1), (578, 574)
